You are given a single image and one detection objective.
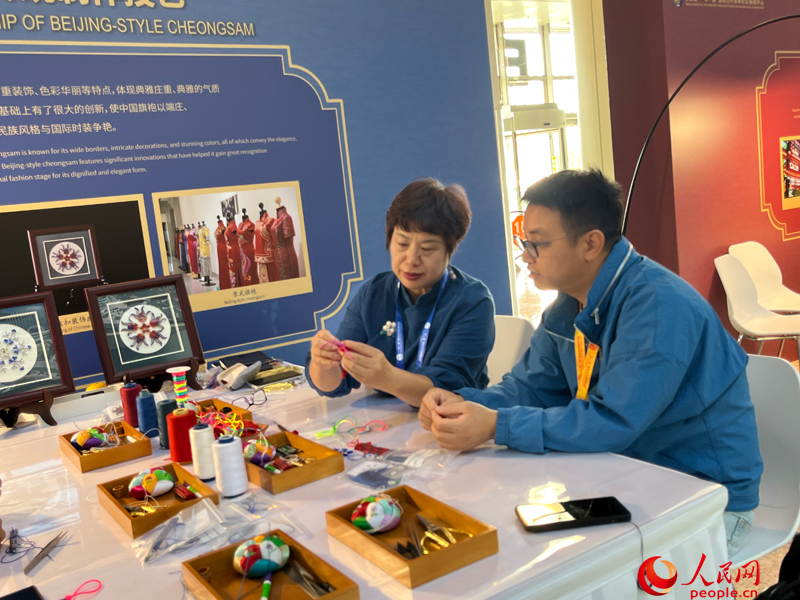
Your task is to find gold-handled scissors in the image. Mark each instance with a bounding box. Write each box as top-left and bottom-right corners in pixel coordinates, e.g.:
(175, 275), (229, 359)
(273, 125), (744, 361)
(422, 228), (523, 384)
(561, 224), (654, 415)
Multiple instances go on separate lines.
(23, 530), (68, 575)
(416, 514), (472, 553)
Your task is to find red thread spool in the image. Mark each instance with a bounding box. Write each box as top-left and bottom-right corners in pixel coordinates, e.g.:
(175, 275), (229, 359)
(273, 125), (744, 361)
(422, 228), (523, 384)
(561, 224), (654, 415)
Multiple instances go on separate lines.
(120, 382), (142, 427)
(167, 408), (197, 463)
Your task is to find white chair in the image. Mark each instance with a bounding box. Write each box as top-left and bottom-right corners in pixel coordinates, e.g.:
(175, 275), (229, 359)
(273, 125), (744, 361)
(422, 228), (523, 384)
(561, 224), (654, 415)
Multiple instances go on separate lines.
(486, 315), (535, 385)
(731, 354), (800, 567)
(729, 241), (800, 313)
(715, 254), (800, 357)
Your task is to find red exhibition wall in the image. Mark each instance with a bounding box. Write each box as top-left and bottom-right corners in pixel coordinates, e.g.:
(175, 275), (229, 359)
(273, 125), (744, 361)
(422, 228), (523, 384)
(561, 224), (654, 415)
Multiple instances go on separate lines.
(604, 0), (800, 357)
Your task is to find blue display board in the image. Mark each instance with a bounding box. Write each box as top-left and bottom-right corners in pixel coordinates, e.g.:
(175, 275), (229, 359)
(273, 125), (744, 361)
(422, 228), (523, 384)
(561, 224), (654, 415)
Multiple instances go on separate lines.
(0, 0), (510, 384)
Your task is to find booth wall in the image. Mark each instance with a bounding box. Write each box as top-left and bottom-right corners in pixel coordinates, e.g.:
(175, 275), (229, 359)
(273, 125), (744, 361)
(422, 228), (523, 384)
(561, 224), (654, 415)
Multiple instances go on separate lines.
(0, 0), (511, 380)
(604, 0), (800, 359)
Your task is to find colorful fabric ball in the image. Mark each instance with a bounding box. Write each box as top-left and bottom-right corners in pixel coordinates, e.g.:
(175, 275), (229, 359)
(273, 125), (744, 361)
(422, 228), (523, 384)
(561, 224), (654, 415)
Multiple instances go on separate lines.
(243, 440), (276, 462)
(128, 467), (175, 499)
(70, 428), (110, 451)
(233, 535), (290, 577)
(351, 493), (403, 534)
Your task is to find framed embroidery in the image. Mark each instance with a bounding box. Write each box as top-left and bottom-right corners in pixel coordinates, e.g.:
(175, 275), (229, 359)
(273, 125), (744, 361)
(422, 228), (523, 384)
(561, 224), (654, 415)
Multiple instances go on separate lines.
(85, 275), (204, 383)
(27, 225), (103, 291)
(0, 292), (74, 409)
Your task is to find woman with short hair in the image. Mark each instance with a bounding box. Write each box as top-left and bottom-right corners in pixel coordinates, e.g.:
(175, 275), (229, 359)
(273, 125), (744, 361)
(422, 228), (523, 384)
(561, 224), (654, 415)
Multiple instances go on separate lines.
(305, 178), (495, 407)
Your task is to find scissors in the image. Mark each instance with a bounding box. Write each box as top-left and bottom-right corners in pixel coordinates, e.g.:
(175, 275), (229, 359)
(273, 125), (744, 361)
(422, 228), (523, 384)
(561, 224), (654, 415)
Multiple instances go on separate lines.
(143, 517), (179, 564)
(284, 558), (334, 597)
(23, 530), (68, 575)
(416, 514), (472, 553)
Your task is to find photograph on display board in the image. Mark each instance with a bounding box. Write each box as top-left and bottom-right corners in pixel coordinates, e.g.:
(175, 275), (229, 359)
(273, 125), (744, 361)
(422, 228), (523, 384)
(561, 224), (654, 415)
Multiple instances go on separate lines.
(27, 225), (104, 291)
(0, 196), (156, 334)
(152, 182), (312, 312)
(782, 137), (800, 204)
(0, 292), (74, 409)
(85, 275), (204, 383)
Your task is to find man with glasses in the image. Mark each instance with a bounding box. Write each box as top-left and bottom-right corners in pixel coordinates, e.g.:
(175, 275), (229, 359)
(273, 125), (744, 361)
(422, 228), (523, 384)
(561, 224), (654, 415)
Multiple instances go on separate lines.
(419, 169), (762, 557)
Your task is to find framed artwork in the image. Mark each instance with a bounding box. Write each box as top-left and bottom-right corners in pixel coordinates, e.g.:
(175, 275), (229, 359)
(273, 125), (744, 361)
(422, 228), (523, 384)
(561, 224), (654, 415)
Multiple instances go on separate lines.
(0, 292), (74, 410)
(27, 225), (104, 291)
(85, 275), (204, 383)
(220, 195), (239, 221)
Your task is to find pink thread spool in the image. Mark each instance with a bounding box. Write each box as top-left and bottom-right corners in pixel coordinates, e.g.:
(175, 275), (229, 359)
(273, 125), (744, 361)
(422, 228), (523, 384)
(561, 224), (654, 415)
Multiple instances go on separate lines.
(166, 366), (190, 404)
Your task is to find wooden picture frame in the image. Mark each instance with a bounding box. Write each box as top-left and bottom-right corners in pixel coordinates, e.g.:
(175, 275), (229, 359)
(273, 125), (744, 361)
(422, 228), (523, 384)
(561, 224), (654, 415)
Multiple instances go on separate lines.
(0, 292), (74, 414)
(85, 275), (204, 384)
(28, 224), (103, 291)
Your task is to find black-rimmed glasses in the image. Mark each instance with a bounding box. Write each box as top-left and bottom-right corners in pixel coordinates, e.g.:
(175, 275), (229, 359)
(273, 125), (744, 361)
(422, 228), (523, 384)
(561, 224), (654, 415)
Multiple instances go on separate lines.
(228, 388), (268, 408)
(513, 234), (578, 258)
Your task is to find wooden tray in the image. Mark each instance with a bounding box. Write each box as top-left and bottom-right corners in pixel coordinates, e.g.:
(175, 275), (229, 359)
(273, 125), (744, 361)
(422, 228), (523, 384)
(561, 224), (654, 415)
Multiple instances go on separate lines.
(59, 420), (152, 473)
(246, 432), (344, 495)
(326, 485), (498, 588)
(240, 422), (270, 445)
(182, 528), (359, 600)
(195, 398), (253, 421)
(97, 462), (219, 538)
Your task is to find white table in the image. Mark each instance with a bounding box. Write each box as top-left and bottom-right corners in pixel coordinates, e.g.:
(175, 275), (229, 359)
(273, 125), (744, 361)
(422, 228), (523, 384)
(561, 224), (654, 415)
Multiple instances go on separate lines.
(0, 384), (734, 600)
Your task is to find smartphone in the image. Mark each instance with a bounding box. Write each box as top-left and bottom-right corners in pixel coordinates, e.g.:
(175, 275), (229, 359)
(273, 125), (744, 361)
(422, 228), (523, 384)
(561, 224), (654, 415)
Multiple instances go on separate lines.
(0, 587), (46, 600)
(515, 496), (631, 533)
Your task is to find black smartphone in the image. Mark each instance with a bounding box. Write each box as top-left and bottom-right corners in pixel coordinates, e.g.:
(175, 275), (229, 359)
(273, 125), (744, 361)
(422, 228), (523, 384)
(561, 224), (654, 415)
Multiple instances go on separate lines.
(515, 496), (631, 532)
(0, 587), (46, 600)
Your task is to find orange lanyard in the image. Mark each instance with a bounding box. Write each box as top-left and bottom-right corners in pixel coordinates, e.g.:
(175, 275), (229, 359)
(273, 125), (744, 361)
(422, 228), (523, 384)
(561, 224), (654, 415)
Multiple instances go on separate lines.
(574, 329), (599, 401)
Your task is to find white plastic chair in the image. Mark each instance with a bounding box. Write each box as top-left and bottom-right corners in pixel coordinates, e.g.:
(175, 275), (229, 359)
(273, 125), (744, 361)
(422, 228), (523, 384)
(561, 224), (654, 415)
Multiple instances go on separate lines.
(731, 355), (800, 567)
(486, 315), (535, 385)
(715, 254), (800, 357)
(729, 241), (800, 313)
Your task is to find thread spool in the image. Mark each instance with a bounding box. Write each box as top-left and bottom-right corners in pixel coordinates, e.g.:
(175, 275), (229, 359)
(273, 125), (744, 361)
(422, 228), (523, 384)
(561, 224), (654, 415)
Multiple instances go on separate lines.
(212, 435), (249, 497)
(120, 382), (142, 427)
(167, 408), (197, 463)
(156, 398), (179, 449)
(190, 423), (216, 481)
(136, 390), (158, 438)
(166, 366), (191, 404)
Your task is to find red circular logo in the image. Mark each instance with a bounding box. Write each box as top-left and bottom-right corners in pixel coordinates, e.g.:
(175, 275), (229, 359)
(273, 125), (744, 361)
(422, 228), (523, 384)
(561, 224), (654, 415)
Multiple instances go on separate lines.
(638, 556), (678, 596)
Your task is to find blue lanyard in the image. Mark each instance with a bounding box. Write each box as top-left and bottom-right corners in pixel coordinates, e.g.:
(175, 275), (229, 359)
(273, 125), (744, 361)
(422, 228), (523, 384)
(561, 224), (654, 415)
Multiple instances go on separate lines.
(395, 269), (449, 370)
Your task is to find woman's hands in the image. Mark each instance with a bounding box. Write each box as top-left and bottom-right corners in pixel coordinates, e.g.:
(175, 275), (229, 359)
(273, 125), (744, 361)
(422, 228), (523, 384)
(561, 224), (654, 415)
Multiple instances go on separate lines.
(339, 340), (394, 391)
(309, 329), (343, 370)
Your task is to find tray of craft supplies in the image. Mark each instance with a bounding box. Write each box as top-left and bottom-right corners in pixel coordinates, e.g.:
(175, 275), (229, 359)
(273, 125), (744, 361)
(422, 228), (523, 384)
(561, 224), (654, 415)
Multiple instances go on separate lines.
(182, 528), (359, 600)
(326, 485), (498, 588)
(58, 420), (152, 473)
(97, 461), (219, 538)
(244, 431), (344, 495)
(194, 398), (253, 421)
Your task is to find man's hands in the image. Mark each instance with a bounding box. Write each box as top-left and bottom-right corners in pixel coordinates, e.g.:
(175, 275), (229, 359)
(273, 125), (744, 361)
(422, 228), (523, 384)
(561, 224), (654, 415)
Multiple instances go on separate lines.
(419, 388), (498, 451)
(309, 329), (343, 370)
(339, 341), (393, 391)
(419, 388), (464, 430)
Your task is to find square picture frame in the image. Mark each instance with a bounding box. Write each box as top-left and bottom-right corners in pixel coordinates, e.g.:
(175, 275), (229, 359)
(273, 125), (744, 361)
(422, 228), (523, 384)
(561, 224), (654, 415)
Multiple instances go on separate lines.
(0, 291), (75, 411)
(85, 275), (204, 384)
(28, 224), (104, 291)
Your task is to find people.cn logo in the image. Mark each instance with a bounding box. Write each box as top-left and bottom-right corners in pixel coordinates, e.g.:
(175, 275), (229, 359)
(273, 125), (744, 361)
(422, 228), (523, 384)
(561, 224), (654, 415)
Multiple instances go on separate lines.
(638, 556), (678, 596)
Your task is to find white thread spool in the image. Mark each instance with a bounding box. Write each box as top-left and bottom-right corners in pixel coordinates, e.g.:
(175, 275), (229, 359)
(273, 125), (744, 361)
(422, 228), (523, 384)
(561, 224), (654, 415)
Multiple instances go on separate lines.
(190, 423), (216, 481)
(212, 435), (248, 497)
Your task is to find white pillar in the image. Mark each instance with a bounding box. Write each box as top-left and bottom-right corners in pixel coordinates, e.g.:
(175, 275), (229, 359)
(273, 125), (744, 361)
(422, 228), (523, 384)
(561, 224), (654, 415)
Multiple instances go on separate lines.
(569, 0), (615, 177)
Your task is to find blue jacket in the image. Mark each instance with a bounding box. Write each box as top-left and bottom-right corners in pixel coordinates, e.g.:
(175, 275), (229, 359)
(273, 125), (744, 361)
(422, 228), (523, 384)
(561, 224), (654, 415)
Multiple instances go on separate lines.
(306, 266), (495, 397)
(458, 238), (762, 511)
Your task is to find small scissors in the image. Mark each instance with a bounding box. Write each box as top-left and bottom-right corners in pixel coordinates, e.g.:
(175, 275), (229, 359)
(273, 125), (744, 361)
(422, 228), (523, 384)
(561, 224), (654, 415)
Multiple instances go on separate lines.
(416, 514), (472, 553)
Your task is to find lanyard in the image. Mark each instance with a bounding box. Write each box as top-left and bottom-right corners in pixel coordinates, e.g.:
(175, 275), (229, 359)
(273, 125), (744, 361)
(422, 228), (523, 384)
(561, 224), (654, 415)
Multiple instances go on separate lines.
(574, 328), (599, 401)
(395, 269), (449, 370)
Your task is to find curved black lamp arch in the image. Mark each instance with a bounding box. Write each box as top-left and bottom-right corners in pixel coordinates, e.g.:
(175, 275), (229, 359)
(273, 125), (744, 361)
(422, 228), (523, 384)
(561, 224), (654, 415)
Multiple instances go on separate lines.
(622, 13), (800, 234)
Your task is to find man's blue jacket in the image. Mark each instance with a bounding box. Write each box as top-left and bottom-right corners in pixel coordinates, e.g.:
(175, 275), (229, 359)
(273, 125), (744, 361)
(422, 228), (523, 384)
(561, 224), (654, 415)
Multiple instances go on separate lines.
(458, 237), (762, 511)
